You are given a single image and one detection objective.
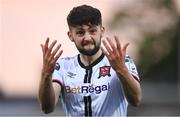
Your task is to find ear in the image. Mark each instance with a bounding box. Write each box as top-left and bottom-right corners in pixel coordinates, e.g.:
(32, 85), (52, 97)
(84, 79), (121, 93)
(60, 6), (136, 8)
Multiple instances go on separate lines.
(100, 26), (105, 37)
(67, 31), (74, 42)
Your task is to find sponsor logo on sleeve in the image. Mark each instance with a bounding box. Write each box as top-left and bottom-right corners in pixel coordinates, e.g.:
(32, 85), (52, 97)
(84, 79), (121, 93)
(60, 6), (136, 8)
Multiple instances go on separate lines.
(55, 63), (60, 70)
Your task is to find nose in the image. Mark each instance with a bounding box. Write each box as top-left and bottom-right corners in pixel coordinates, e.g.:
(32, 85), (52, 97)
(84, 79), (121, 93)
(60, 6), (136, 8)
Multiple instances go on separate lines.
(84, 32), (91, 41)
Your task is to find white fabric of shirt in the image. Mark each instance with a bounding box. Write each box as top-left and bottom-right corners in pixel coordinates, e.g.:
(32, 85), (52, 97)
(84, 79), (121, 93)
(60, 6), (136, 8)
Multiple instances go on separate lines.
(52, 54), (139, 117)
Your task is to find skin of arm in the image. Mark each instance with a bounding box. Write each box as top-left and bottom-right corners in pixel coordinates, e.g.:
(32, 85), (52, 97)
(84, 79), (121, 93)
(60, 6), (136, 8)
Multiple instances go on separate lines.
(115, 65), (142, 106)
(101, 36), (142, 106)
(38, 38), (63, 114)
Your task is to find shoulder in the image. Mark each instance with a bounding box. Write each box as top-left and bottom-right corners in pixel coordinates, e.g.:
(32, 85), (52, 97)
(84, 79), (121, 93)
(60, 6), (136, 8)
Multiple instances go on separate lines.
(125, 55), (137, 68)
(57, 55), (77, 62)
(125, 55), (134, 62)
(56, 55), (78, 69)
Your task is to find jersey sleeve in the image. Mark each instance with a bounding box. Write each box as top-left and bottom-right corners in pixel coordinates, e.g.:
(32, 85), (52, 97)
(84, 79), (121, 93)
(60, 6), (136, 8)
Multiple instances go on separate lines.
(125, 55), (140, 82)
(52, 59), (64, 86)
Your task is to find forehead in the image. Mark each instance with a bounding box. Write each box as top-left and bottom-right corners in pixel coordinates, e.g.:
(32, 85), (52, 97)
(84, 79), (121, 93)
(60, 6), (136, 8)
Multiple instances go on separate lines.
(70, 24), (99, 31)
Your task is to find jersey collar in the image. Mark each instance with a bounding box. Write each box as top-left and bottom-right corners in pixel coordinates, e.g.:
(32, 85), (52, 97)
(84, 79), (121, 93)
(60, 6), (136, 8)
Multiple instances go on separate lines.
(78, 53), (105, 69)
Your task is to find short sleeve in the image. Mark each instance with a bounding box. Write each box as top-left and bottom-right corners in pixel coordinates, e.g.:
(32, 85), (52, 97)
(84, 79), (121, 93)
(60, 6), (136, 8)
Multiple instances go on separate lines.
(52, 59), (64, 86)
(125, 55), (140, 82)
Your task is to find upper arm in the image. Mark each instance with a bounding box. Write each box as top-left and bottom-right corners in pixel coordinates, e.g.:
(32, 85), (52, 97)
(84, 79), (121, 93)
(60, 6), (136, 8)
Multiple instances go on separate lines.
(52, 82), (61, 106)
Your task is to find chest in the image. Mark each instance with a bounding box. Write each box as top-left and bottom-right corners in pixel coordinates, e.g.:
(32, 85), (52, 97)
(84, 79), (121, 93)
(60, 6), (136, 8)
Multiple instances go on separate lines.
(62, 65), (116, 96)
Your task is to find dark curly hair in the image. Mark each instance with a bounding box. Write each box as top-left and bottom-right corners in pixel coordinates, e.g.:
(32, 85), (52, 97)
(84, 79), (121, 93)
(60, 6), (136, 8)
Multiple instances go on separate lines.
(67, 5), (102, 27)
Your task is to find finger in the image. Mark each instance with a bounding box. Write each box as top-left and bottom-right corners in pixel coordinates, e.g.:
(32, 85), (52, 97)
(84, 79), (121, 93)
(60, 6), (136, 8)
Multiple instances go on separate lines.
(40, 44), (44, 54)
(40, 44), (45, 63)
(102, 38), (112, 53)
(122, 43), (130, 53)
(51, 44), (61, 57)
(106, 37), (116, 51)
(48, 44), (61, 61)
(40, 44), (45, 57)
(46, 40), (57, 56)
(114, 36), (121, 50)
(44, 37), (49, 53)
(100, 46), (109, 57)
(54, 50), (63, 62)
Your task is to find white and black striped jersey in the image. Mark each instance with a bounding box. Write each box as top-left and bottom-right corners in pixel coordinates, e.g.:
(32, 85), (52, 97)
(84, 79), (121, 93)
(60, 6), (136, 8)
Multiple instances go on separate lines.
(52, 54), (139, 116)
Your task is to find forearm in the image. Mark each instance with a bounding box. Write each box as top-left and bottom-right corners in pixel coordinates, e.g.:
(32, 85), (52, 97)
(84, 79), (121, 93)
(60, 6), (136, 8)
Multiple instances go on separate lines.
(116, 67), (142, 106)
(39, 38), (63, 113)
(38, 73), (55, 114)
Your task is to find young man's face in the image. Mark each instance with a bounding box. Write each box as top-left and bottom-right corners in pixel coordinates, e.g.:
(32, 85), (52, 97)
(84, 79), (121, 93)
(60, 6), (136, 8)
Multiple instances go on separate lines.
(68, 24), (104, 56)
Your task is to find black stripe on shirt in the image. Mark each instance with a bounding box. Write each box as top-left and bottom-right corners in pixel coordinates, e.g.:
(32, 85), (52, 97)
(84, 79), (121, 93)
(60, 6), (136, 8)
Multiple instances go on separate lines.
(84, 68), (92, 83)
(84, 69), (88, 83)
(88, 69), (92, 83)
(84, 96), (92, 117)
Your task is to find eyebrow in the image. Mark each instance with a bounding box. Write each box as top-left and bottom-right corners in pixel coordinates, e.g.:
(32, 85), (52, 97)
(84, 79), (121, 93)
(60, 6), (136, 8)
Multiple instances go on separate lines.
(76, 25), (98, 30)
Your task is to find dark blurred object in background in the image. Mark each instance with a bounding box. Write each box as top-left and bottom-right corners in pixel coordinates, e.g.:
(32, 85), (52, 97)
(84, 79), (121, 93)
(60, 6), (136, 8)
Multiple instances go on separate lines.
(0, 86), (4, 99)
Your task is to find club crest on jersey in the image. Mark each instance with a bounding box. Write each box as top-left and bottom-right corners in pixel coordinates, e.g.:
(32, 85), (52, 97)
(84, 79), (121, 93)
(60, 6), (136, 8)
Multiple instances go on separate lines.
(98, 66), (111, 78)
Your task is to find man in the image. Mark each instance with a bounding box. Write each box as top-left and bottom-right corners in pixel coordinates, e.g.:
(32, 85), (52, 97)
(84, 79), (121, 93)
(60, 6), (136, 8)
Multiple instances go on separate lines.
(38, 4), (142, 116)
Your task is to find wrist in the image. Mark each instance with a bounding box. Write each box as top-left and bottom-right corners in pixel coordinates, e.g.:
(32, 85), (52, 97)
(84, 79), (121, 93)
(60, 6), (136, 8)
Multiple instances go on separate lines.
(116, 66), (130, 78)
(41, 71), (53, 80)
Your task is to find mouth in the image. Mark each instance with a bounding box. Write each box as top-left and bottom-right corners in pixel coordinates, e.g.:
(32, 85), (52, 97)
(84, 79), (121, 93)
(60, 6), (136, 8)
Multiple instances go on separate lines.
(82, 40), (95, 46)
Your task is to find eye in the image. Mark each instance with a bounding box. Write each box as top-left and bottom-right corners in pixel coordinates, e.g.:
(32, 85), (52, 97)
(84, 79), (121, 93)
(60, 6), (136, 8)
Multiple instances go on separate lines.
(76, 31), (84, 36)
(90, 29), (97, 34)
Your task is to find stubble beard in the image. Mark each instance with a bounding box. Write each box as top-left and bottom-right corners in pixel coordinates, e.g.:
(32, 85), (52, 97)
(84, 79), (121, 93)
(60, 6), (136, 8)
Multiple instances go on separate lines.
(75, 39), (101, 56)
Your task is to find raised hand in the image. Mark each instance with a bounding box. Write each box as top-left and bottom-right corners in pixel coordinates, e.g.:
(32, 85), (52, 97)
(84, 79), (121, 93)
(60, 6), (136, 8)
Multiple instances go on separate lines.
(101, 36), (142, 106)
(40, 37), (63, 76)
(101, 36), (129, 73)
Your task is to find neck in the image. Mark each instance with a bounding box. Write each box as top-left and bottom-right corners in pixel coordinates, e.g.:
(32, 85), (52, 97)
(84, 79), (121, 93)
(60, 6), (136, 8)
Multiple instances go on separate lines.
(80, 49), (102, 66)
